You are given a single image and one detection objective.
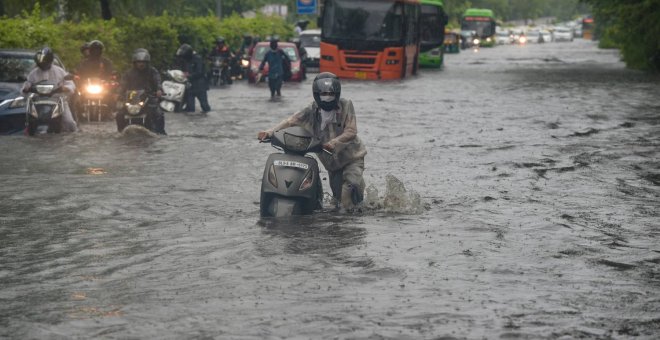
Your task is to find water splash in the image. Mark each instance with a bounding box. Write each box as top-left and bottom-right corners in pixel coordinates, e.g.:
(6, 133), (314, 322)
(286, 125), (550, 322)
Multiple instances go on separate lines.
(363, 174), (427, 214)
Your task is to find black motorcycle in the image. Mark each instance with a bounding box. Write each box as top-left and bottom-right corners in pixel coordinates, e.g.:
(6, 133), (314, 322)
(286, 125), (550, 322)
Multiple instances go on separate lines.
(115, 89), (160, 133)
(260, 126), (325, 217)
(210, 56), (232, 86)
(24, 80), (66, 136)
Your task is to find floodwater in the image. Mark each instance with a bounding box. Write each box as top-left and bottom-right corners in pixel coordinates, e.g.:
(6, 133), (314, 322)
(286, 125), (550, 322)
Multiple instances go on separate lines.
(1, 40), (659, 339)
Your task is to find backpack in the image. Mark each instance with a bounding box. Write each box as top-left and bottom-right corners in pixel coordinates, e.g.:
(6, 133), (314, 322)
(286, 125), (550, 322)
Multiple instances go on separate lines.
(278, 49), (292, 81)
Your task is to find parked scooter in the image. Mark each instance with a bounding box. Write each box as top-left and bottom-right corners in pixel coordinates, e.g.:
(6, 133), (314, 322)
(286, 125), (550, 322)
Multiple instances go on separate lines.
(160, 70), (188, 112)
(24, 79), (67, 136)
(259, 126), (325, 217)
(115, 89), (160, 133)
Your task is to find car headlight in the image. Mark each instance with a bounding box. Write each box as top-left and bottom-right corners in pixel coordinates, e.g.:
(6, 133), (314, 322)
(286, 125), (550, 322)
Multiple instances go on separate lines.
(9, 96), (26, 108)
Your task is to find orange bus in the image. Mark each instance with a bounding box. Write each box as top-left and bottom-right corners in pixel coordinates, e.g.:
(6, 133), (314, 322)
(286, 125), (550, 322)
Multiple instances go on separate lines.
(319, 0), (421, 80)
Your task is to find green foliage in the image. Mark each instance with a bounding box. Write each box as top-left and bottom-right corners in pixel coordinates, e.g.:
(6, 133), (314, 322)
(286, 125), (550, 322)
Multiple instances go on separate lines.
(0, 8), (293, 73)
(585, 0), (660, 71)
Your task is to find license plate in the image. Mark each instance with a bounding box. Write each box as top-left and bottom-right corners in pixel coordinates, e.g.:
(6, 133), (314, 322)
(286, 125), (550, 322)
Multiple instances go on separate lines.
(274, 160), (309, 170)
(355, 71), (367, 79)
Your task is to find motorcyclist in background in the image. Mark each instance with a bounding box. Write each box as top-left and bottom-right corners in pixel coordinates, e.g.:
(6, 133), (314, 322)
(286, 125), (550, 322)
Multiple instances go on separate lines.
(257, 37), (290, 99)
(22, 47), (78, 132)
(176, 44), (211, 114)
(257, 72), (367, 211)
(75, 40), (117, 117)
(76, 40), (114, 80)
(209, 37), (234, 60)
(116, 48), (166, 134)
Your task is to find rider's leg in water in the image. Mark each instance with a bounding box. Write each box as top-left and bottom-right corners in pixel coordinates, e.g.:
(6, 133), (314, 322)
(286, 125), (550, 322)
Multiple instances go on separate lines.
(115, 109), (127, 132)
(147, 106), (167, 135)
(329, 159), (365, 211)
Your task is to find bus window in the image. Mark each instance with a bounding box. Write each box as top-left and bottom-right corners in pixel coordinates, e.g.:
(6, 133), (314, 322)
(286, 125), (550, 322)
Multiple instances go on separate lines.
(322, 0), (404, 42)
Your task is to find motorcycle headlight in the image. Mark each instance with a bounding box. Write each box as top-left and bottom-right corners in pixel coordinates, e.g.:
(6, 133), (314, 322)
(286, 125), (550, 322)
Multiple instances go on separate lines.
(473, 39), (480, 45)
(486, 37), (492, 42)
(9, 96), (26, 108)
(241, 59), (250, 67)
(86, 84), (103, 95)
(126, 104), (142, 114)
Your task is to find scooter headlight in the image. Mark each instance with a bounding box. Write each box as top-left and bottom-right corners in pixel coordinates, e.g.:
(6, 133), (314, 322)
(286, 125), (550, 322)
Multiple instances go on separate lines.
(86, 84), (103, 95)
(268, 164), (278, 188)
(36, 84), (55, 95)
(283, 133), (311, 152)
(299, 170), (314, 191)
(473, 38), (480, 45)
(241, 59), (250, 67)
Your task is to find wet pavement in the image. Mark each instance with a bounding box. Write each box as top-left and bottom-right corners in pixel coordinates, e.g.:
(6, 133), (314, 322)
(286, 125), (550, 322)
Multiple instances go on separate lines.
(1, 40), (659, 339)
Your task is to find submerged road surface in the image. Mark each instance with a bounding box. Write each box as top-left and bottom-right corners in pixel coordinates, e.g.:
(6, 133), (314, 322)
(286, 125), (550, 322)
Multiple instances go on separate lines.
(1, 40), (659, 339)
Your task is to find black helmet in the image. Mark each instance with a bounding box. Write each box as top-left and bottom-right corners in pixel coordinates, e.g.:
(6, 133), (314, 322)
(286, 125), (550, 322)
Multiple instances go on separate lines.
(35, 47), (54, 70)
(89, 40), (104, 57)
(269, 36), (279, 50)
(312, 72), (341, 111)
(176, 43), (194, 60)
(80, 42), (90, 55)
(216, 37), (225, 45)
(132, 48), (151, 63)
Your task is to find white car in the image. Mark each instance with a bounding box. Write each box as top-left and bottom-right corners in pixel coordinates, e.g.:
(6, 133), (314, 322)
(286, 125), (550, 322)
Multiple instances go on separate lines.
(496, 31), (512, 44)
(526, 30), (542, 44)
(540, 30), (552, 43)
(553, 27), (574, 42)
(299, 29), (321, 68)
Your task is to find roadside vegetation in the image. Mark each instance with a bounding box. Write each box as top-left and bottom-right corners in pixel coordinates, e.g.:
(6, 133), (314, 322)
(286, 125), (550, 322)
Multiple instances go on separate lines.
(0, 5), (293, 72)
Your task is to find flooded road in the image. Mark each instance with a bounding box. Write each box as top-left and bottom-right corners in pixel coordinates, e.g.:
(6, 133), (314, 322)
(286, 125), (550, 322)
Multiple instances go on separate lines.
(1, 40), (659, 339)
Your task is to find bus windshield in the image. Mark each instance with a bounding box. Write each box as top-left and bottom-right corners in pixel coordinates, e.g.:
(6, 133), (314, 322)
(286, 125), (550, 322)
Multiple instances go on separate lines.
(461, 17), (494, 37)
(420, 4), (445, 46)
(322, 0), (404, 42)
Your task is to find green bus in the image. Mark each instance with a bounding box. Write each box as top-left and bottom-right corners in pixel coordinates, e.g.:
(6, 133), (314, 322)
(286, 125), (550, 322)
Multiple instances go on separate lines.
(461, 8), (496, 47)
(418, 0), (448, 68)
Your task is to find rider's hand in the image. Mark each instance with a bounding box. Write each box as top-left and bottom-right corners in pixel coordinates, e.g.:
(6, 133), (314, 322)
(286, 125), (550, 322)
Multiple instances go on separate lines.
(156, 90), (163, 98)
(257, 131), (271, 141)
(323, 143), (335, 152)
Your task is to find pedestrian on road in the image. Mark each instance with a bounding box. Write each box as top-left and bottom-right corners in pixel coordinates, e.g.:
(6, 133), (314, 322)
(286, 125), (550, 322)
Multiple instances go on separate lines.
(257, 37), (291, 99)
(176, 44), (211, 114)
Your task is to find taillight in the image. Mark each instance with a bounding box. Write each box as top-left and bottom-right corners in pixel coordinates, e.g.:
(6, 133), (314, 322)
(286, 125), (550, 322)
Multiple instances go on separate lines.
(268, 164), (278, 188)
(299, 170), (313, 191)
